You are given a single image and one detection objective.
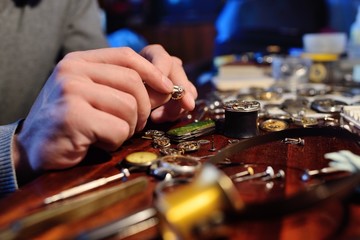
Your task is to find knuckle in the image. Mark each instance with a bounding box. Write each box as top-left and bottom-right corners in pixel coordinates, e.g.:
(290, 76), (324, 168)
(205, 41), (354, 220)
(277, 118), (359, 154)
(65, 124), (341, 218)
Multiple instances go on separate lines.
(55, 58), (74, 74)
(60, 78), (82, 95)
(172, 56), (183, 66)
(120, 47), (136, 58)
(44, 96), (81, 135)
(55, 55), (83, 75)
(112, 123), (132, 148)
(60, 98), (81, 125)
(126, 96), (139, 114)
(125, 68), (142, 84)
(64, 51), (82, 59)
(140, 103), (151, 119)
(151, 44), (165, 51)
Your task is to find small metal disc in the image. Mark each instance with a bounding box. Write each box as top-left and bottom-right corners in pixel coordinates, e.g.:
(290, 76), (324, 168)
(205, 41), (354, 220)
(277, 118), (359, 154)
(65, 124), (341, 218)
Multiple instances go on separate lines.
(260, 119), (289, 132)
(197, 139), (210, 145)
(124, 151), (158, 167)
(153, 136), (171, 148)
(143, 130), (165, 139)
(159, 147), (184, 156)
(177, 140), (201, 152)
(224, 100), (261, 112)
(294, 117), (318, 128)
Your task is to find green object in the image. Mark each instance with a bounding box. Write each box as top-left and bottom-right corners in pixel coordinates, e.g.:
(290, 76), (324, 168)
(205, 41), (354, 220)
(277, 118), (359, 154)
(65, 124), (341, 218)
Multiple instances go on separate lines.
(167, 120), (215, 137)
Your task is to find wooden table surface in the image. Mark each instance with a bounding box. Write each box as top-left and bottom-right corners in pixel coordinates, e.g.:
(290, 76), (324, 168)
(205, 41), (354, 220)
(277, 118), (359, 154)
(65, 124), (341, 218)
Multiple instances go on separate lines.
(1, 90), (360, 240)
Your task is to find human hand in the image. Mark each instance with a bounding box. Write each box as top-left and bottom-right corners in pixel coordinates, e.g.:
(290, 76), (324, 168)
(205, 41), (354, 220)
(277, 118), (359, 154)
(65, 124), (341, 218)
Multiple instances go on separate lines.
(13, 46), (197, 177)
(140, 44), (198, 123)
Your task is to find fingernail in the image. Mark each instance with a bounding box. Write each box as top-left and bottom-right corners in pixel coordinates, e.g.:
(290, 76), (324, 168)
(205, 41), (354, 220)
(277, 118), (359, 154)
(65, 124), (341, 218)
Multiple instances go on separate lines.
(162, 76), (173, 92)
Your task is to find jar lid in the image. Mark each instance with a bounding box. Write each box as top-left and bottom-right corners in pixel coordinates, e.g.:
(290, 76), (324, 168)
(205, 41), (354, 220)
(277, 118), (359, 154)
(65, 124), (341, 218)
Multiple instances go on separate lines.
(224, 100), (260, 112)
(301, 53), (339, 62)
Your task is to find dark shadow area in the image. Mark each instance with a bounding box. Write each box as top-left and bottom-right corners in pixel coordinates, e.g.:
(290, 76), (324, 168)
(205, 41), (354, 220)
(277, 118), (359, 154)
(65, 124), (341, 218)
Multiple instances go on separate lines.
(13, 0), (41, 7)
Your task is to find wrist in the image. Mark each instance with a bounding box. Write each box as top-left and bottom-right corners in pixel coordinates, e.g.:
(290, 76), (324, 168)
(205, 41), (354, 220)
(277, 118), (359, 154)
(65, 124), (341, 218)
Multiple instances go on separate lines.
(13, 120), (39, 186)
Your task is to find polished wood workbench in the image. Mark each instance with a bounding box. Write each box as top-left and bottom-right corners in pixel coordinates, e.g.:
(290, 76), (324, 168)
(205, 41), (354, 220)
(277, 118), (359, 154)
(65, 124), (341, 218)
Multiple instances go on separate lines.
(1, 87), (360, 240)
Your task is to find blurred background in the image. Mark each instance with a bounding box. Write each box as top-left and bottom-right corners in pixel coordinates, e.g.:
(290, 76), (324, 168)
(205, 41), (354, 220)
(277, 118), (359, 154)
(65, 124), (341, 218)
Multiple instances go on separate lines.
(97, 0), (360, 81)
(98, 0), (223, 65)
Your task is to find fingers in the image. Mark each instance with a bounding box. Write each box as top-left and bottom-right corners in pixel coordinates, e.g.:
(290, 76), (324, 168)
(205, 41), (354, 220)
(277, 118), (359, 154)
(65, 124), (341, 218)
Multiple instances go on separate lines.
(20, 95), (134, 171)
(65, 48), (174, 94)
(62, 46), (197, 129)
(167, 56), (198, 110)
(55, 59), (151, 131)
(59, 77), (140, 136)
(66, 46), (197, 112)
(80, 104), (134, 152)
(60, 48), (195, 145)
(145, 85), (172, 108)
(150, 103), (188, 123)
(19, 45), (198, 174)
(140, 45), (198, 111)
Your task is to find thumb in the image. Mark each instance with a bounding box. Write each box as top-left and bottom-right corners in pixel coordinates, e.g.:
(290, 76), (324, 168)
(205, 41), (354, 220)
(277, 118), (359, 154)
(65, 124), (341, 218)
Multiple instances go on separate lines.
(146, 85), (172, 109)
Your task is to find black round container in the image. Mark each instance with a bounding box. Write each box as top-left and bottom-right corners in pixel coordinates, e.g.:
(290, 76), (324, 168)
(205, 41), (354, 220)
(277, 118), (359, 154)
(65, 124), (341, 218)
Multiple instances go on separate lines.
(223, 100), (260, 138)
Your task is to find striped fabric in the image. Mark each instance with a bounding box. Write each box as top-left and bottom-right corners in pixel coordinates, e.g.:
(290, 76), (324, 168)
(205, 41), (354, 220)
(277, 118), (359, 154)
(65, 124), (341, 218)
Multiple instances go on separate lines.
(0, 122), (19, 197)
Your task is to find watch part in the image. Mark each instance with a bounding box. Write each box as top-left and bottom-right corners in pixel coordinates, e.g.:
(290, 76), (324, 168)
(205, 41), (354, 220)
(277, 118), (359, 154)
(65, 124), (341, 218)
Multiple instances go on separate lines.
(260, 119), (289, 132)
(124, 151), (158, 167)
(177, 141), (201, 152)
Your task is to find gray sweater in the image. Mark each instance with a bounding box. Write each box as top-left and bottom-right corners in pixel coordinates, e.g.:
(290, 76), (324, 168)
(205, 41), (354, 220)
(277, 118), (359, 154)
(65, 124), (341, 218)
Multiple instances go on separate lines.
(0, 0), (108, 196)
(0, 0), (108, 124)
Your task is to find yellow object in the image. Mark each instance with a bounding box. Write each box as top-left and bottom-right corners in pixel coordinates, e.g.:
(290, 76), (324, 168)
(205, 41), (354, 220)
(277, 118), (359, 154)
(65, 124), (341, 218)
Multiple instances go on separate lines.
(301, 53), (339, 83)
(125, 151), (158, 166)
(301, 53), (339, 62)
(156, 164), (243, 240)
(213, 54), (237, 67)
(260, 119), (289, 132)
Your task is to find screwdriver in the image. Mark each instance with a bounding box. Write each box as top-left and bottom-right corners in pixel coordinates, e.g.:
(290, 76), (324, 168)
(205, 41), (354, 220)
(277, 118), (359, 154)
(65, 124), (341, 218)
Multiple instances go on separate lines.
(44, 168), (130, 205)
